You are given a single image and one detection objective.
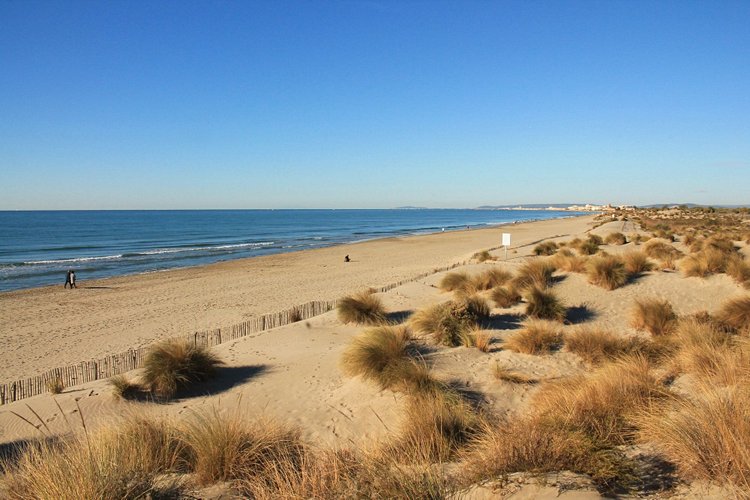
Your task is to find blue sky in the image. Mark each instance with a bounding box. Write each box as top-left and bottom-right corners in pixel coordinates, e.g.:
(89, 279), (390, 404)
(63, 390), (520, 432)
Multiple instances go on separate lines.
(1, 1), (749, 209)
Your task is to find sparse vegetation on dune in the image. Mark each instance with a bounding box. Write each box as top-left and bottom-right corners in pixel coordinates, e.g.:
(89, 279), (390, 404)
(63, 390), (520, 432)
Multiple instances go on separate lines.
(438, 271), (472, 293)
(462, 328), (491, 352)
(565, 327), (650, 365)
(2, 415), (185, 499)
(622, 251), (654, 275)
(337, 290), (387, 325)
(524, 286), (566, 321)
(142, 339), (223, 399)
(492, 363), (538, 384)
(109, 374), (141, 399)
(504, 319), (562, 355)
(644, 238), (683, 264)
(512, 259), (555, 291)
(470, 267), (512, 291)
(636, 382), (750, 491)
(604, 232), (627, 245)
(586, 254), (628, 290)
(575, 237), (601, 255)
(409, 296), (489, 347)
(490, 284), (521, 308)
(473, 249), (494, 262)
(714, 294), (750, 334)
(726, 254), (750, 288)
(533, 241), (558, 256)
(630, 298), (677, 336)
(551, 250), (588, 273)
(340, 325), (415, 390)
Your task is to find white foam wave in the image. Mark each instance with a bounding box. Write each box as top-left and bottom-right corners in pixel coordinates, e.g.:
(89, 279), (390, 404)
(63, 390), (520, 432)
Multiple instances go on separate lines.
(23, 255), (123, 265)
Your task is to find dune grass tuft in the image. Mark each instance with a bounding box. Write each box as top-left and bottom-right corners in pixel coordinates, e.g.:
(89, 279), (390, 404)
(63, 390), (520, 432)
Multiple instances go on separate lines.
(2, 415), (185, 499)
(472, 250), (494, 262)
(630, 298), (677, 336)
(604, 232), (627, 245)
(504, 319), (562, 355)
(713, 295), (750, 334)
(726, 255), (750, 288)
(438, 271), (473, 294)
(512, 259), (555, 291)
(636, 382), (750, 490)
(470, 267), (512, 291)
(565, 327), (650, 365)
(492, 364), (538, 384)
(490, 284), (521, 308)
(551, 251), (588, 273)
(109, 374), (141, 400)
(622, 251), (654, 275)
(533, 241), (558, 256)
(340, 325), (415, 390)
(337, 290), (387, 325)
(462, 328), (491, 352)
(524, 286), (566, 321)
(180, 408), (305, 486)
(142, 339), (223, 399)
(45, 377), (64, 395)
(586, 254), (628, 290)
(410, 297), (488, 347)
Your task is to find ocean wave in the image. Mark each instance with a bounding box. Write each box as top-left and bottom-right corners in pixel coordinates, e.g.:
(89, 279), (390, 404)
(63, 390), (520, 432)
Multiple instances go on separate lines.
(21, 254), (124, 265)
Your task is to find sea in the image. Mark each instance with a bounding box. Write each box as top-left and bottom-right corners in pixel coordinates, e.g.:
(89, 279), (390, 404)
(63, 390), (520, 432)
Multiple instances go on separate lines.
(0, 209), (585, 292)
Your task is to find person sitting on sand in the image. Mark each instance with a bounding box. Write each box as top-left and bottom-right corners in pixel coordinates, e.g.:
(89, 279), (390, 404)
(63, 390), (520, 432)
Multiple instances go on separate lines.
(64, 269), (73, 288)
(344, 255), (350, 262)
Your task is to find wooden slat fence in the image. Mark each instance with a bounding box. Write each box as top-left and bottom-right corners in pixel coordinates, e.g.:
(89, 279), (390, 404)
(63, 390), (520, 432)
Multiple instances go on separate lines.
(0, 259), (474, 405)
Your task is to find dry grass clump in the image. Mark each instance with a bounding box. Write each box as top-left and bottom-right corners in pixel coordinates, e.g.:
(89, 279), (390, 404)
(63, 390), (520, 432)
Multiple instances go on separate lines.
(512, 259), (555, 291)
(337, 290), (387, 325)
(680, 247), (731, 277)
(492, 364), (538, 384)
(109, 374), (141, 399)
(575, 238), (600, 255)
(340, 325), (418, 390)
(533, 356), (669, 447)
(410, 297), (488, 347)
(636, 382), (750, 491)
(726, 254), (750, 288)
(142, 339), (223, 399)
(438, 271), (472, 293)
(470, 267), (512, 291)
(604, 232), (627, 245)
(643, 239), (682, 263)
(465, 357), (667, 492)
(490, 284), (521, 308)
(462, 328), (491, 352)
(622, 251), (654, 275)
(45, 377), (64, 395)
(461, 416), (634, 492)
(713, 295), (750, 334)
(630, 298), (677, 336)
(179, 408), (305, 487)
(392, 388), (482, 463)
(2, 416), (185, 499)
(565, 327), (648, 365)
(504, 319), (562, 355)
(473, 250), (494, 262)
(551, 251), (588, 273)
(524, 286), (566, 321)
(586, 254), (628, 290)
(533, 241), (558, 256)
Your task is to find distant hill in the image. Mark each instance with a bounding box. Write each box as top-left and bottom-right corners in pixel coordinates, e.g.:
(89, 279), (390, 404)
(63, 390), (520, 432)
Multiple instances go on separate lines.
(394, 206), (430, 210)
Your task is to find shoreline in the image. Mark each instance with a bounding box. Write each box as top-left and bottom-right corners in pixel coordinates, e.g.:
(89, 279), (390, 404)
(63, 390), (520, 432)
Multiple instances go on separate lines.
(0, 215), (595, 382)
(0, 211), (589, 294)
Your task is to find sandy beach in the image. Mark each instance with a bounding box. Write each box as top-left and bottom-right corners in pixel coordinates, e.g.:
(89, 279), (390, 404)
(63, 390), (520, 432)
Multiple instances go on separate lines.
(0, 215), (593, 383)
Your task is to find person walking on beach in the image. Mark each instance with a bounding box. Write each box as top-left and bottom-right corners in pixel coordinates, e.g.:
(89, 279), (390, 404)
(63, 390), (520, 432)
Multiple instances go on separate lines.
(64, 269), (77, 288)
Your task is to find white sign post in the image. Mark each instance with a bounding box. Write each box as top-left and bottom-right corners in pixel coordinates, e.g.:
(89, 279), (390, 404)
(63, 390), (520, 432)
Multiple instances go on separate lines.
(502, 233), (511, 260)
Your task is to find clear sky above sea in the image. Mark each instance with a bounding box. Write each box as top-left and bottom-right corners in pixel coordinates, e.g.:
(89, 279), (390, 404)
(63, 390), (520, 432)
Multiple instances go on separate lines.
(1, 1), (749, 210)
